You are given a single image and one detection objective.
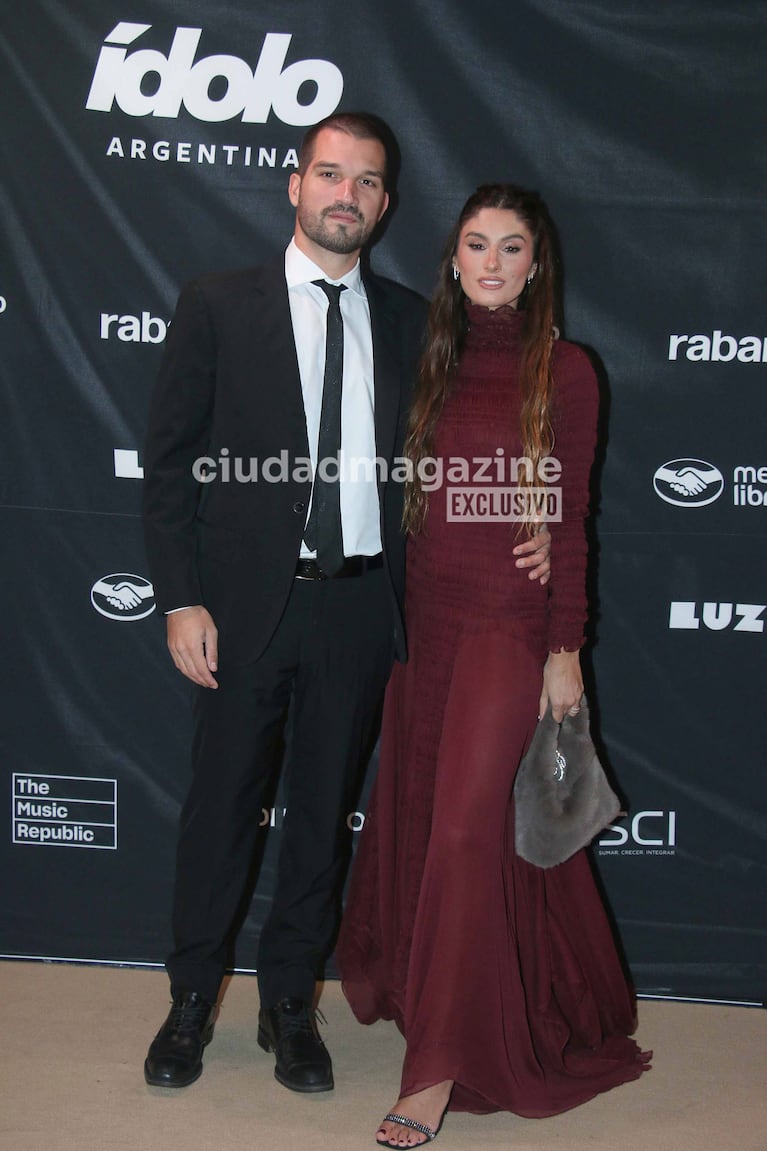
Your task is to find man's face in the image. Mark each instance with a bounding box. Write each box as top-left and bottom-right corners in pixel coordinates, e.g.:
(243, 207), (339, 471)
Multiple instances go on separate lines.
(288, 128), (389, 261)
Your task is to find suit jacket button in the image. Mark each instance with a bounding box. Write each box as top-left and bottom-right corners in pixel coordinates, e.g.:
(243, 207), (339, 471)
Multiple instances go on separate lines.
(293, 501), (306, 514)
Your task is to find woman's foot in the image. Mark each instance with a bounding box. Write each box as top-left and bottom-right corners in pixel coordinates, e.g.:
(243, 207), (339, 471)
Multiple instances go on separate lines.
(376, 1080), (453, 1147)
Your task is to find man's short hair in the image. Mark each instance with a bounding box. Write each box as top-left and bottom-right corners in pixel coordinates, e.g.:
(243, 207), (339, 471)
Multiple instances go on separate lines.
(298, 112), (392, 184)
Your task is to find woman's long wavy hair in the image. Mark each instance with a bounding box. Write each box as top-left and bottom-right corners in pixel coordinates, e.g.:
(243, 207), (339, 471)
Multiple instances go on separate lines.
(403, 184), (559, 535)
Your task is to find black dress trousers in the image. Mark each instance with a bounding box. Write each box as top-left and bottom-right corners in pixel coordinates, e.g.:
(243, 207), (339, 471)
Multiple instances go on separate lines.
(166, 564), (394, 1007)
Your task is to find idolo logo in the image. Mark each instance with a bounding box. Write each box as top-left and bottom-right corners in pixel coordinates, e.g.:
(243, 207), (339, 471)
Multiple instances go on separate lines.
(86, 23), (344, 125)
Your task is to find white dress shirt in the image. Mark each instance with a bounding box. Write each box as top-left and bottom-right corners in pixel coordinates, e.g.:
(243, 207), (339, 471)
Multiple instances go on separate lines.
(285, 239), (382, 559)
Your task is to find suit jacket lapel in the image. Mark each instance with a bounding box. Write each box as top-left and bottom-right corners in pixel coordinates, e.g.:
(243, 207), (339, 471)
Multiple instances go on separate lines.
(242, 259), (402, 471)
(364, 270), (402, 468)
(248, 255), (310, 459)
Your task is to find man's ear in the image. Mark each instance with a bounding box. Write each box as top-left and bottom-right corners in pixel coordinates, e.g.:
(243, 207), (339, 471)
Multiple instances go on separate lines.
(378, 191), (390, 223)
(288, 171), (301, 208)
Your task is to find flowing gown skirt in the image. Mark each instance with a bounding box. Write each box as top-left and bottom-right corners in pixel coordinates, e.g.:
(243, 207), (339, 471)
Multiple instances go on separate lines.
(337, 592), (650, 1116)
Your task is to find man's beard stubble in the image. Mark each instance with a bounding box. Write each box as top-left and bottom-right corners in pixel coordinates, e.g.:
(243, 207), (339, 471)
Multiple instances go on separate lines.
(297, 202), (374, 255)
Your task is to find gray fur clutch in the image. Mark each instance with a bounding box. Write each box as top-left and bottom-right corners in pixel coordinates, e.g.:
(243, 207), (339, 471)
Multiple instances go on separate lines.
(514, 696), (620, 868)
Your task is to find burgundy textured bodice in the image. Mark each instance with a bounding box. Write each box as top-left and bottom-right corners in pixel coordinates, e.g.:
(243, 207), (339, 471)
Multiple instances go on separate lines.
(407, 302), (598, 652)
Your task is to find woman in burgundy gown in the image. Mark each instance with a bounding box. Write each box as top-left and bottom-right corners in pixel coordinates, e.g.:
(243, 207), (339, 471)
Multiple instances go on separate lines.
(337, 185), (650, 1147)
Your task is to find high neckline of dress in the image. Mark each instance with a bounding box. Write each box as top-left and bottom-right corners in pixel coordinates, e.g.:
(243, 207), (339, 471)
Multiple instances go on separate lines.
(464, 300), (525, 350)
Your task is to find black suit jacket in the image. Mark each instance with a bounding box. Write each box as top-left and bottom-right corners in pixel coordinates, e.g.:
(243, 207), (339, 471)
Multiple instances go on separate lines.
(143, 254), (426, 664)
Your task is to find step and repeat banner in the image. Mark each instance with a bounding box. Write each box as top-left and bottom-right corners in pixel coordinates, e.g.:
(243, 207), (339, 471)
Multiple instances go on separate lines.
(1, 1), (765, 1004)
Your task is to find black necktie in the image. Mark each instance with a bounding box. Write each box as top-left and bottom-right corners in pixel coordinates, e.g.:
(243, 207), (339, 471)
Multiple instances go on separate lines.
(304, 280), (346, 576)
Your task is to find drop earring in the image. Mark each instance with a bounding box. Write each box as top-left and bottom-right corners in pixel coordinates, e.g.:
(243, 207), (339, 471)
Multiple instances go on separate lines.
(452, 265), (460, 280)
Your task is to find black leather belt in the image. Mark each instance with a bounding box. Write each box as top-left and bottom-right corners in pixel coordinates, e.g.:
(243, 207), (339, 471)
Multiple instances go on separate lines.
(295, 554), (384, 580)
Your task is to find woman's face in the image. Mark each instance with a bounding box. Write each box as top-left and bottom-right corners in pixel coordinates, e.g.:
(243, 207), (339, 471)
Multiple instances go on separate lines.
(453, 207), (537, 310)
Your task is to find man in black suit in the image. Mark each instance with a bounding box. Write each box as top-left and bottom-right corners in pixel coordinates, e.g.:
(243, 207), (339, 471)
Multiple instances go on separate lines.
(142, 112), (549, 1094)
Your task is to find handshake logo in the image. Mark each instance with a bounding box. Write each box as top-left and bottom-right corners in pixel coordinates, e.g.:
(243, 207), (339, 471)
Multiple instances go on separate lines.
(91, 574), (156, 621)
(86, 23), (343, 125)
(653, 459), (724, 507)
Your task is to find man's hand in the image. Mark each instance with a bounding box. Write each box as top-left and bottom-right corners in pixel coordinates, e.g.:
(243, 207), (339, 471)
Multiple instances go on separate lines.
(167, 606), (219, 688)
(513, 524), (551, 585)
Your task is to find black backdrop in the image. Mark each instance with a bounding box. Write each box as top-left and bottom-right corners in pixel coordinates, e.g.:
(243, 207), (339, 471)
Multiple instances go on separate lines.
(2, 1), (765, 1005)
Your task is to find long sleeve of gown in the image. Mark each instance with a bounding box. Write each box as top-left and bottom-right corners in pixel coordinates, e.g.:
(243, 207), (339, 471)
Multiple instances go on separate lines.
(546, 343), (599, 652)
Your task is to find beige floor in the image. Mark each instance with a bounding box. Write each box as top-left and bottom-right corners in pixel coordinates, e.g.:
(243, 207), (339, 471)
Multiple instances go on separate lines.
(0, 961), (764, 1151)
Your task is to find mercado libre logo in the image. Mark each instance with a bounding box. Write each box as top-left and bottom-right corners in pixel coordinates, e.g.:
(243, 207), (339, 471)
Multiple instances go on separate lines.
(91, 574), (156, 621)
(652, 459), (724, 507)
